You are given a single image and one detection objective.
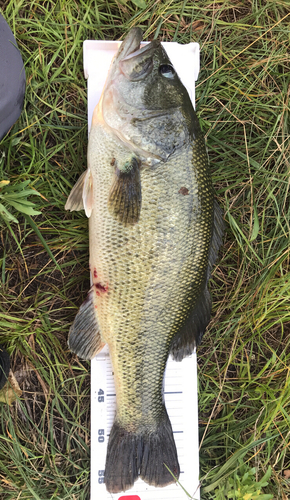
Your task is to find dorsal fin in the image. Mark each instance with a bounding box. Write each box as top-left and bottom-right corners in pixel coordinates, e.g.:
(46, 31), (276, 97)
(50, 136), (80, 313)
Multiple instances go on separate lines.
(170, 199), (224, 361)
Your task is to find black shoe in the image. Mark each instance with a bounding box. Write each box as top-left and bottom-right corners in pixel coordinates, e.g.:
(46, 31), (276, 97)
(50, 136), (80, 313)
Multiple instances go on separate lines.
(0, 13), (26, 140)
(0, 348), (10, 391)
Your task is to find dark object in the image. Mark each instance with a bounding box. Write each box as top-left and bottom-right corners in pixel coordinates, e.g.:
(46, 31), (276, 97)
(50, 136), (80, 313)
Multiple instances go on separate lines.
(0, 13), (26, 140)
(0, 348), (10, 390)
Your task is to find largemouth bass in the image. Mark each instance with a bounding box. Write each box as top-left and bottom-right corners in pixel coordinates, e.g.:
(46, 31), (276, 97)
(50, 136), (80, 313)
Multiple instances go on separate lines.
(65, 28), (223, 494)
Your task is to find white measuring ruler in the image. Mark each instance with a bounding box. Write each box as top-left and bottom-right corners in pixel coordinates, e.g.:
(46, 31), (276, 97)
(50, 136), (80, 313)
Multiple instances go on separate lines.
(83, 39), (201, 500)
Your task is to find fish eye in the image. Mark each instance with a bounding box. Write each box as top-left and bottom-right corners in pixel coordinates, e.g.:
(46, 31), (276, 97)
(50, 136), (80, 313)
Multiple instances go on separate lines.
(159, 64), (176, 79)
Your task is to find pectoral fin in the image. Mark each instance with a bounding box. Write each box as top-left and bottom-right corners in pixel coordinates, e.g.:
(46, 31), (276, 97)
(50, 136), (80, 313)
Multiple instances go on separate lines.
(108, 157), (141, 225)
(68, 287), (105, 360)
(65, 169), (93, 218)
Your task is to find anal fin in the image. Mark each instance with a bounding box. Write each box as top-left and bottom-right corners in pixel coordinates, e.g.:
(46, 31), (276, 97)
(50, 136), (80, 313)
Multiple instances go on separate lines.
(68, 287), (105, 359)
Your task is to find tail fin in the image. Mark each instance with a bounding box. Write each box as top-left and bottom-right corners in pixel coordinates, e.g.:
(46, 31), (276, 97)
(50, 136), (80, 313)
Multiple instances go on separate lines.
(104, 411), (180, 493)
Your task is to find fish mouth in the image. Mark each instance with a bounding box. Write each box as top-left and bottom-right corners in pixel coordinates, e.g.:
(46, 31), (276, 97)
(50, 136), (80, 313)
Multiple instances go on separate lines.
(118, 30), (160, 82)
(122, 39), (159, 61)
(117, 28), (159, 62)
(116, 28), (143, 61)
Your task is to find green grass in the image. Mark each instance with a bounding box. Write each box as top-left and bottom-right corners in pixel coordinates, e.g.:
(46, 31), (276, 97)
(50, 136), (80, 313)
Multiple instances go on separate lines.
(0, 0), (290, 498)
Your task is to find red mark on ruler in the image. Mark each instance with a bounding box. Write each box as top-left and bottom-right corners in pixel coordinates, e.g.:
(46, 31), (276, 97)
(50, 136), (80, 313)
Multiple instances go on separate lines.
(118, 496), (141, 500)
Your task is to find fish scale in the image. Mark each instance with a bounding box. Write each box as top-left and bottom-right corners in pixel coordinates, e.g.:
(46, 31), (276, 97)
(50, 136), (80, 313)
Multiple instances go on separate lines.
(65, 27), (223, 494)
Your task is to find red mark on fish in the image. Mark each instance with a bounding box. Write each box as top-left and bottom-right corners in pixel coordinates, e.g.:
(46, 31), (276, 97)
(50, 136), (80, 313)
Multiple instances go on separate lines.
(178, 186), (189, 195)
(95, 282), (108, 294)
(94, 268), (98, 278)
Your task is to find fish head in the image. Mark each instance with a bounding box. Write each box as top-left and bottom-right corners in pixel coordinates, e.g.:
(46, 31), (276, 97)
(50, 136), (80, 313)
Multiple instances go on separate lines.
(99, 28), (197, 162)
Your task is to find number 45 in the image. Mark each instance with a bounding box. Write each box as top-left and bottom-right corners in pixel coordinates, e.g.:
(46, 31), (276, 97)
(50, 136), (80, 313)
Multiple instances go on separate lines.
(98, 388), (104, 402)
